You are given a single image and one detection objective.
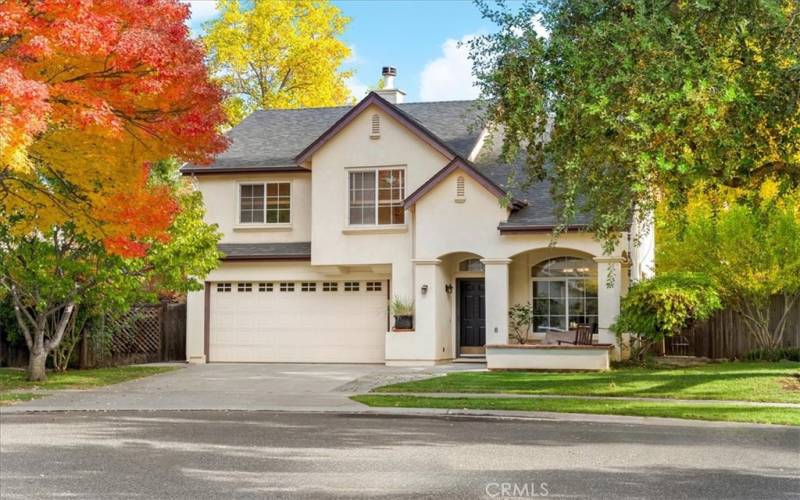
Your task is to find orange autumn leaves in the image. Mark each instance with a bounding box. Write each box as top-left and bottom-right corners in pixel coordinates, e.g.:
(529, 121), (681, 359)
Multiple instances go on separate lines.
(0, 0), (227, 257)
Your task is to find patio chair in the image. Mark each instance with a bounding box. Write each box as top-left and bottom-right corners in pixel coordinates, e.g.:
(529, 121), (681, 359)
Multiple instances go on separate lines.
(557, 324), (594, 346)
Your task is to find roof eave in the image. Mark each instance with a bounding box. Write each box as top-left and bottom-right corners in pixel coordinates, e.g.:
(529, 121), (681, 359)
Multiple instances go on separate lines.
(219, 254), (311, 262)
(180, 166), (311, 176)
(497, 224), (590, 234)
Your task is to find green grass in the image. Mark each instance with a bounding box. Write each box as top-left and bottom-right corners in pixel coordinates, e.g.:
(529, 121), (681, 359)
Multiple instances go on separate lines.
(352, 395), (800, 426)
(0, 365), (179, 405)
(0, 392), (41, 405)
(374, 361), (800, 403)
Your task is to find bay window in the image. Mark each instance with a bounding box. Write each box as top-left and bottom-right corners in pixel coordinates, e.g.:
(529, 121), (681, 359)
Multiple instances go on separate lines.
(348, 168), (405, 225)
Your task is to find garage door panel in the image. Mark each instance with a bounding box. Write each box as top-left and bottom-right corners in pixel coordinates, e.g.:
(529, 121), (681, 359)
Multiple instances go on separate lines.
(209, 281), (387, 363)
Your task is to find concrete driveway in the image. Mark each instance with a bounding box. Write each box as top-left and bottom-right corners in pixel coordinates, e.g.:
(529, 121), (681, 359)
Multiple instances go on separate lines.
(0, 362), (478, 413)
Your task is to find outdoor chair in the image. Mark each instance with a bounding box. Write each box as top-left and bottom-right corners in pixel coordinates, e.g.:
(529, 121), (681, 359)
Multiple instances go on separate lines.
(557, 324), (594, 346)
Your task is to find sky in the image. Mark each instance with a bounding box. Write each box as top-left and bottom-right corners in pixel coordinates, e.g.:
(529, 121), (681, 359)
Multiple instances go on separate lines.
(182, 0), (504, 103)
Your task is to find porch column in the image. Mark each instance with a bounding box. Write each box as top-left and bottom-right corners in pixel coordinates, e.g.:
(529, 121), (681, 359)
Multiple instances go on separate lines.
(594, 256), (625, 351)
(482, 258), (512, 346)
(412, 258), (442, 352)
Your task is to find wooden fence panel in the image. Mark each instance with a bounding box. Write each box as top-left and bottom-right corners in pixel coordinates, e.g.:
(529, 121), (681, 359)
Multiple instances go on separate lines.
(0, 301), (187, 368)
(670, 295), (800, 359)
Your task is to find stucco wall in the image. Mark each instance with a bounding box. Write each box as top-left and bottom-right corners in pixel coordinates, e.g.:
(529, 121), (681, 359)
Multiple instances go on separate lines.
(308, 104), (454, 300)
(192, 172), (311, 244)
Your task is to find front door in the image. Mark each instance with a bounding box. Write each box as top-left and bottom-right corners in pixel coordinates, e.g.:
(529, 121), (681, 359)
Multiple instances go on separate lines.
(458, 278), (486, 355)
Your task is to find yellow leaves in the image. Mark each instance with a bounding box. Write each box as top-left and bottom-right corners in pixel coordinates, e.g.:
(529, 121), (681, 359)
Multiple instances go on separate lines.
(204, 0), (353, 125)
(759, 178), (779, 202)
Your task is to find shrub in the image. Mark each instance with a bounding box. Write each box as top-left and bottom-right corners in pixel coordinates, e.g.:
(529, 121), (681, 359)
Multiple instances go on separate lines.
(612, 272), (723, 360)
(745, 347), (800, 362)
(508, 303), (534, 345)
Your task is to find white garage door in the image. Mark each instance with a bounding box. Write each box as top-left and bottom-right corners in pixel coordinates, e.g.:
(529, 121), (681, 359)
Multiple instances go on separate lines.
(209, 280), (387, 363)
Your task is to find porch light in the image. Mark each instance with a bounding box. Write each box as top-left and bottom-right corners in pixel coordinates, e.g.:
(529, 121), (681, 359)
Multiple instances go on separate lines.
(445, 284), (453, 294)
(421, 284), (428, 295)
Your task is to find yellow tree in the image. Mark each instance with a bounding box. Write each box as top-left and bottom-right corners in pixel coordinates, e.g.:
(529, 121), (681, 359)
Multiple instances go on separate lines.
(204, 0), (353, 125)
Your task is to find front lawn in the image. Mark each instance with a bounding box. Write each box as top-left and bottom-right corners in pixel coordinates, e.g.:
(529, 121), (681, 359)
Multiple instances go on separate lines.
(0, 365), (179, 405)
(373, 361), (800, 403)
(352, 395), (800, 426)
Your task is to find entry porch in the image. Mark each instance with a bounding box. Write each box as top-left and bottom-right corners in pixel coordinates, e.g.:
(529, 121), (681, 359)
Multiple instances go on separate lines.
(386, 248), (629, 366)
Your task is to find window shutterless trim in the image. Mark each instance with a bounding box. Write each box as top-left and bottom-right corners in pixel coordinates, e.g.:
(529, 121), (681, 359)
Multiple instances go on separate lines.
(346, 166), (406, 226)
(236, 180), (292, 226)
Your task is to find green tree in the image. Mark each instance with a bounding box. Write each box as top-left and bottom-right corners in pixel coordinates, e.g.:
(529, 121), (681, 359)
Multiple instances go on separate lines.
(204, 0), (353, 125)
(0, 173), (220, 381)
(658, 189), (800, 349)
(470, 0), (800, 252)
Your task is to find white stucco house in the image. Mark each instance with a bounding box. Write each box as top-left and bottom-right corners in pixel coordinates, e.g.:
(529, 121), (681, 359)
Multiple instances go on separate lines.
(182, 68), (654, 366)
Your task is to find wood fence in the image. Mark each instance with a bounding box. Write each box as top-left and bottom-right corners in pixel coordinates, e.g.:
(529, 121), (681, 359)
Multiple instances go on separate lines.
(0, 302), (186, 368)
(667, 295), (800, 359)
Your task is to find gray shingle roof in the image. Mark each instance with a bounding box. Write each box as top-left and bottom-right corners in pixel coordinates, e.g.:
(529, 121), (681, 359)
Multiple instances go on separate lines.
(218, 242), (311, 260)
(473, 134), (593, 229)
(182, 100), (483, 173)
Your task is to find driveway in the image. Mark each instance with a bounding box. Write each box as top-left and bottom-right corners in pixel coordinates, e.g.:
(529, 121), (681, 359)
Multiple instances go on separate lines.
(2, 411), (798, 499)
(0, 362), (479, 413)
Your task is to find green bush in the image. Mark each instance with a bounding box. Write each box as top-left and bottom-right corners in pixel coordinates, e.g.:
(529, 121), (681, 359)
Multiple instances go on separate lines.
(745, 347), (800, 362)
(612, 272), (723, 359)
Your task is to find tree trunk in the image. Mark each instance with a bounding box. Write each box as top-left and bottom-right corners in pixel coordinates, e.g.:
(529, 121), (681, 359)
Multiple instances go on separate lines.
(28, 349), (47, 382)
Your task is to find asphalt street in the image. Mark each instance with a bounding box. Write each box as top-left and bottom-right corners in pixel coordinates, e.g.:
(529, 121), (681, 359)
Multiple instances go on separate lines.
(1, 411), (798, 499)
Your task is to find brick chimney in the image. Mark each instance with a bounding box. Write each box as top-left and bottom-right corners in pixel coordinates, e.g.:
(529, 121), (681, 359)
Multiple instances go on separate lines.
(375, 66), (405, 104)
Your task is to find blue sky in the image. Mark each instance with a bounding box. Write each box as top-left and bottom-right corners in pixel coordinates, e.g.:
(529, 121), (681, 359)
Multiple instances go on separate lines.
(182, 0), (505, 102)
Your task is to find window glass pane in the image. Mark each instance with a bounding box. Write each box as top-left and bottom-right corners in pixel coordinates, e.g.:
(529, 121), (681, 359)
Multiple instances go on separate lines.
(459, 258), (484, 272)
(533, 281), (548, 298)
(533, 299), (549, 316)
(376, 169), (404, 225)
(240, 184), (264, 224)
(532, 256), (596, 278)
(585, 298), (598, 315)
(533, 316), (549, 332)
(349, 171), (376, 225)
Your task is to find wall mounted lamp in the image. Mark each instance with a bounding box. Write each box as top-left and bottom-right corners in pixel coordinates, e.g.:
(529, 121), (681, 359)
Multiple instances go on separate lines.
(421, 284), (429, 295)
(445, 284), (453, 295)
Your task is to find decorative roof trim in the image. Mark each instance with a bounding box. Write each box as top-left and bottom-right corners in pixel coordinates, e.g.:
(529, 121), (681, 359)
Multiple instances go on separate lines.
(180, 166), (311, 176)
(404, 157), (509, 209)
(294, 92), (460, 164)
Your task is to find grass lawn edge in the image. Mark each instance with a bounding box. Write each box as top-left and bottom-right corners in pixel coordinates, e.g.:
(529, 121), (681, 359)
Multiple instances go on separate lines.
(351, 394), (800, 426)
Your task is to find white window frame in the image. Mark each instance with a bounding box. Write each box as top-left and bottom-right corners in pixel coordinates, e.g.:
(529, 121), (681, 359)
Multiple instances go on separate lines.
(345, 166), (407, 227)
(529, 258), (599, 333)
(235, 180), (292, 227)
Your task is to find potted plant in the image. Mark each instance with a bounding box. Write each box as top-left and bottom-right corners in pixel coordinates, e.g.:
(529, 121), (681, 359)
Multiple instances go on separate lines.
(390, 296), (414, 330)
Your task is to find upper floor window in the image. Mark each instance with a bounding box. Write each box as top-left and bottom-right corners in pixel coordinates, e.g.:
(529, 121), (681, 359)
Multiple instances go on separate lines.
(238, 182), (290, 225)
(348, 168), (405, 225)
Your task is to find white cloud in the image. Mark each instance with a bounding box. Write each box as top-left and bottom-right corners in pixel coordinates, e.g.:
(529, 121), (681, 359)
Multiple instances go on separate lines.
(346, 76), (370, 100)
(181, 0), (220, 36)
(183, 0), (219, 23)
(512, 13), (550, 39)
(419, 34), (481, 102)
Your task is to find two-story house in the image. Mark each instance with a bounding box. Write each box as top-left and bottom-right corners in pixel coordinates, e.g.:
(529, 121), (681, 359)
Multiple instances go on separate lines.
(182, 68), (654, 365)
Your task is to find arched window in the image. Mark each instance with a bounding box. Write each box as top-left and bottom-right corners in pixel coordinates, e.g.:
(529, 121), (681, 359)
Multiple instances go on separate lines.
(458, 258), (484, 272)
(531, 256), (597, 333)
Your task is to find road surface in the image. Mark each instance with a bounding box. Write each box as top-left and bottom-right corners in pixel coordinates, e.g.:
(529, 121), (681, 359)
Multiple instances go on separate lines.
(1, 411), (798, 499)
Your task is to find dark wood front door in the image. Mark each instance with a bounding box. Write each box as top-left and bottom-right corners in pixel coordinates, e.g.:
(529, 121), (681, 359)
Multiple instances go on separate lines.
(458, 279), (486, 355)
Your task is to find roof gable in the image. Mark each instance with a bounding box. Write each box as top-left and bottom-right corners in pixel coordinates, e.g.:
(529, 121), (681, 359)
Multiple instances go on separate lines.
(404, 157), (510, 208)
(295, 92), (461, 164)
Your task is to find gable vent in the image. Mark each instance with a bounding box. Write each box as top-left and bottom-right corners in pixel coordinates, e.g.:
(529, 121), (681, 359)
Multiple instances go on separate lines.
(370, 114), (380, 139)
(455, 175), (466, 203)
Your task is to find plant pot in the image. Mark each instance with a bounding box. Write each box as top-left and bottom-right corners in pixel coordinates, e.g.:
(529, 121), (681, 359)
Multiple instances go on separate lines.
(394, 315), (413, 330)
